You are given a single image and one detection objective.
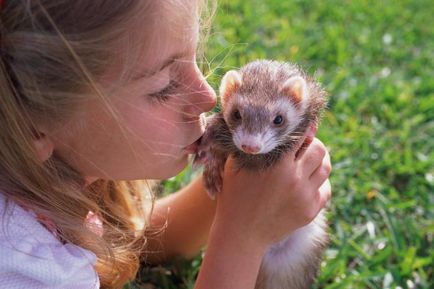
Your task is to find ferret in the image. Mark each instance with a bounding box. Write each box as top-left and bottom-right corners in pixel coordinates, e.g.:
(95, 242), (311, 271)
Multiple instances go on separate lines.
(194, 60), (329, 289)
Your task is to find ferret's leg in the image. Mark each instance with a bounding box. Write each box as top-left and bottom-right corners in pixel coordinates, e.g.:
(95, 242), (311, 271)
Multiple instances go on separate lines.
(196, 114), (231, 199)
(203, 148), (228, 199)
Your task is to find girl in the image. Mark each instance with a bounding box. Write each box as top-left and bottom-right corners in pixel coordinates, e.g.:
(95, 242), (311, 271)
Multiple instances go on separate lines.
(0, 0), (332, 288)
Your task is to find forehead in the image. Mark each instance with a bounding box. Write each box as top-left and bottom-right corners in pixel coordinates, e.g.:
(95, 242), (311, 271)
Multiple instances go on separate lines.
(100, 0), (200, 86)
(134, 0), (199, 73)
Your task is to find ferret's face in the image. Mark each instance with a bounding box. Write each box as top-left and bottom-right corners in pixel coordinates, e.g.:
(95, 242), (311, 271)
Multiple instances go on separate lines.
(219, 67), (309, 155)
(223, 97), (304, 154)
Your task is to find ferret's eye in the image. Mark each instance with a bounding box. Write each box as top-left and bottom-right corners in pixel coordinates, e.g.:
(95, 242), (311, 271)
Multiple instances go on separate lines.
(233, 109), (242, 120)
(273, 115), (284, 125)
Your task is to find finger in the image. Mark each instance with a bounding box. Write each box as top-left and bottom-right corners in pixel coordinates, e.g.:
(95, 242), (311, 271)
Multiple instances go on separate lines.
(300, 138), (327, 175)
(295, 136), (313, 160)
(223, 155), (246, 179)
(309, 149), (331, 186)
(295, 124), (318, 160)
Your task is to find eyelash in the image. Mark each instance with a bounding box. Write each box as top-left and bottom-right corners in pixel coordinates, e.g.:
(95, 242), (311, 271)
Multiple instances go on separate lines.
(149, 80), (180, 102)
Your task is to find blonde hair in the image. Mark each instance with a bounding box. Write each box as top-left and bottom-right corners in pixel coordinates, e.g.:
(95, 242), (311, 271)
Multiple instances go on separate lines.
(0, 0), (214, 288)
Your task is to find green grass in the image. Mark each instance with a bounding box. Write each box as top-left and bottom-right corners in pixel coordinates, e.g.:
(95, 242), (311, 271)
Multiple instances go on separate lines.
(129, 0), (433, 288)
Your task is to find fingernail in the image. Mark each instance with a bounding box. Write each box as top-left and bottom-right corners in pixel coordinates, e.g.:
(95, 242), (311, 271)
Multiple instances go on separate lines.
(306, 124), (317, 138)
(295, 136), (313, 160)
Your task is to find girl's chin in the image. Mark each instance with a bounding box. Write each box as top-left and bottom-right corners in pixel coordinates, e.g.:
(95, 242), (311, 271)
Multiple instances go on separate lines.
(98, 154), (190, 181)
(156, 154), (190, 179)
(172, 155), (190, 174)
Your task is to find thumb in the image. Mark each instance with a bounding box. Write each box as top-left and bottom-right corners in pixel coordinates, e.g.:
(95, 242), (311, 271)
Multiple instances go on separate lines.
(295, 123), (318, 160)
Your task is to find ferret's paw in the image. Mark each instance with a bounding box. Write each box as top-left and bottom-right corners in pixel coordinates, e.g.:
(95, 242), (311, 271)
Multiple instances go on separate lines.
(203, 168), (223, 200)
(204, 178), (221, 200)
(206, 188), (217, 200)
(193, 135), (213, 167)
(193, 149), (211, 167)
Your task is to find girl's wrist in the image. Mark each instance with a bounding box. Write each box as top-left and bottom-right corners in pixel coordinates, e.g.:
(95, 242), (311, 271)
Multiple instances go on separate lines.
(195, 218), (267, 289)
(210, 214), (268, 256)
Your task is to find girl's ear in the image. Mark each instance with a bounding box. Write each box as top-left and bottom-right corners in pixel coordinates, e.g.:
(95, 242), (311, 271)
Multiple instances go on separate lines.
(32, 130), (54, 162)
(279, 76), (309, 107)
(219, 70), (242, 107)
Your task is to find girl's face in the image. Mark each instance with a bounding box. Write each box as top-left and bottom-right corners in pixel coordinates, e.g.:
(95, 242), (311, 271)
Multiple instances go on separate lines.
(50, 1), (216, 180)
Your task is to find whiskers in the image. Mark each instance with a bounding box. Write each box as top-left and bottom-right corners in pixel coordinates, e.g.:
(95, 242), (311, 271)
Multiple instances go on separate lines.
(216, 131), (236, 147)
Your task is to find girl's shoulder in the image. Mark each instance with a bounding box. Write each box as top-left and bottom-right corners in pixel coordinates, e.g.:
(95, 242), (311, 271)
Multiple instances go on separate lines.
(0, 193), (100, 289)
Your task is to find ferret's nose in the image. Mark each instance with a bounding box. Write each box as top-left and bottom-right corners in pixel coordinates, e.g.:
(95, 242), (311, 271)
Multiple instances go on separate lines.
(241, 144), (261, 154)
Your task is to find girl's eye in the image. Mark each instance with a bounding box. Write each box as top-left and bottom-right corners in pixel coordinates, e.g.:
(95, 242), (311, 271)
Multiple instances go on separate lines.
(149, 80), (180, 102)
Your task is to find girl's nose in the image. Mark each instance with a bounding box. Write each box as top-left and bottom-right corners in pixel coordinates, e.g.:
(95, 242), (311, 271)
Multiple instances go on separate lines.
(184, 65), (217, 117)
(197, 78), (217, 112)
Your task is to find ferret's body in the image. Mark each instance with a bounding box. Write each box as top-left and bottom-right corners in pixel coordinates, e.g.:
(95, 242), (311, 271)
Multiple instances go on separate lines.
(256, 211), (327, 289)
(195, 60), (328, 289)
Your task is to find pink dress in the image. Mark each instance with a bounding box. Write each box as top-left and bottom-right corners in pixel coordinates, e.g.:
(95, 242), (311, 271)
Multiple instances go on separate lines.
(0, 192), (100, 289)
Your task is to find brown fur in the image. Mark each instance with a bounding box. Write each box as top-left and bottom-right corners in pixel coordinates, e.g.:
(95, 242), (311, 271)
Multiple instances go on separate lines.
(196, 60), (327, 194)
(194, 60), (329, 289)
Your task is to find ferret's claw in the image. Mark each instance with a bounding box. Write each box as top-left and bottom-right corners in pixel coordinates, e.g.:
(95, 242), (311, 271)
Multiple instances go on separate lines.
(205, 180), (221, 200)
(203, 167), (223, 200)
(193, 151), (207, 167)
(206, 189), (217, 200)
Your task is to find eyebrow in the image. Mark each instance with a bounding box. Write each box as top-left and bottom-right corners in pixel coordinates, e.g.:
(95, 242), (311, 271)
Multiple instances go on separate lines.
(132, 52), (189, 81)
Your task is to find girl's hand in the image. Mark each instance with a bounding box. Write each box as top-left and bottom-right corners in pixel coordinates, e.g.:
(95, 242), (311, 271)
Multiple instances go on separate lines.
(195, 127), (331, 289)
(213, 132), (331, 249)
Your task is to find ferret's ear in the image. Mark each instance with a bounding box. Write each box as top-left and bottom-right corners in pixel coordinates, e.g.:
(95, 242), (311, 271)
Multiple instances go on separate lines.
(219, 70), (242, 106)
(280, 76), (308, 107)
